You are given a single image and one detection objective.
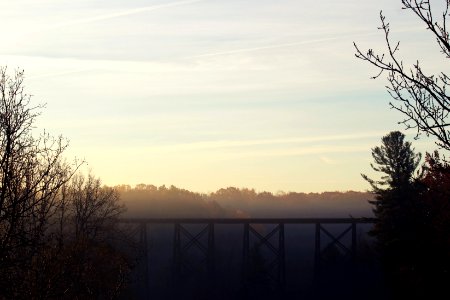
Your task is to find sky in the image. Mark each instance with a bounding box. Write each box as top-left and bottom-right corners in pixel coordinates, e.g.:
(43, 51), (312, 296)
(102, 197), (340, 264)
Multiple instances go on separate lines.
(0, 0), (446, 193)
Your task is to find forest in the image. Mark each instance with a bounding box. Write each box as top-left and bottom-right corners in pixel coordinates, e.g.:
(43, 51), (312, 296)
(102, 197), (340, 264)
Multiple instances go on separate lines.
(118, 184), (373, 218)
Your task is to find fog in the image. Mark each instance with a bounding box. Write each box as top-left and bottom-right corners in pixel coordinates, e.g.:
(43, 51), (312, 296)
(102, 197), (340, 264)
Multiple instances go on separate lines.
(118, 184), (374, 219)
(116, 184), (380, 299)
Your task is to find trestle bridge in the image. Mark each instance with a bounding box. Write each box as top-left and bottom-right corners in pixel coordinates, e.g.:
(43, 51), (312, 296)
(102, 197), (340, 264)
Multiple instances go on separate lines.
(119, 218), (376, 299)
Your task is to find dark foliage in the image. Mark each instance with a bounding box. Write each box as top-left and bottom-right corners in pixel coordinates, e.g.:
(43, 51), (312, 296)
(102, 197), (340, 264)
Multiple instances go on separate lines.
(363, 132), (450, 298)
(362, 131), (425, 297)
(413, 151), (450, 295)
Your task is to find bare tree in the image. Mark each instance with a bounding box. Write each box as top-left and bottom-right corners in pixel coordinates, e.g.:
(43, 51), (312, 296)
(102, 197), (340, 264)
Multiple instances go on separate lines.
(48, 174), (130, 299)
(354, 0), (450, 150)
(0, 67), (81, 296)
(0, 67), (131, 298)
(66, 174), (125, 241)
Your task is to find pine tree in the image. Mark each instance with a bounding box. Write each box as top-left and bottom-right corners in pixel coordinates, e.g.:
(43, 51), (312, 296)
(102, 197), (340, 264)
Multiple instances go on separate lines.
(362, 131), (423, 297)
(363, 131), (421, 231)
(362, 131), (421, 191)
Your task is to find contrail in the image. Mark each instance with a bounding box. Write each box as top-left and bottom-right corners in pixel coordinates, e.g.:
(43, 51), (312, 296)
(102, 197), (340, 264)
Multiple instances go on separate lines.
(189, 37), (341, 59)
(35, 0), (206, 32)
(188, 26), (426, 59)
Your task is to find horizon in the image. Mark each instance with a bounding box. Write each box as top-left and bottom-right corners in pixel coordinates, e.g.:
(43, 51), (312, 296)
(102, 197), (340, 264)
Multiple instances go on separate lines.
(1, 0), (442, 193)
(111, 181), (374, 195)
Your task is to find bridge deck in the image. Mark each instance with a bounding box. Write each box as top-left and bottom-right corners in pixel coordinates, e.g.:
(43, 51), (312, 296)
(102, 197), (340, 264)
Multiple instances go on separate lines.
(119, 217), (376, 224)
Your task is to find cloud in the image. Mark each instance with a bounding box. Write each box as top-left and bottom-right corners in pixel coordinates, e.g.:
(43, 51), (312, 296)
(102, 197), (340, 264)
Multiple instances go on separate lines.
(188, 37), (341, 59)
(27, 68), (94, 80)
(187, 26), (427, 59)
(32, 0), (207, 33)
(319, 156), (338, 165)
(144, 131), (385, 153)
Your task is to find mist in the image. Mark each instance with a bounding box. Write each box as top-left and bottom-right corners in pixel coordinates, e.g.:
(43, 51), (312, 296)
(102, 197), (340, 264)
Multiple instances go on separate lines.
(118, 184), (374, 219)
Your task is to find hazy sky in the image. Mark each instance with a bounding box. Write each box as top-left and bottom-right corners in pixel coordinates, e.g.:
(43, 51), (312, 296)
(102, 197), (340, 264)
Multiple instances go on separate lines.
(0, 0), (445, 192)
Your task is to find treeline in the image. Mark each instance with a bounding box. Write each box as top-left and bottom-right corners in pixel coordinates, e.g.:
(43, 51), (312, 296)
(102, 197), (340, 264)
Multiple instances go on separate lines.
(118, 184), (374, 218)
(117, 184), (233, 218)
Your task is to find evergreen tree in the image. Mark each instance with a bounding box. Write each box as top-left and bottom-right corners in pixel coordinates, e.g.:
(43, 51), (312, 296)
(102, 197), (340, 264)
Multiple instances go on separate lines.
(362, 131), (421, 229)
(362, 131), (423, 297)
(362, 131), (421, 192)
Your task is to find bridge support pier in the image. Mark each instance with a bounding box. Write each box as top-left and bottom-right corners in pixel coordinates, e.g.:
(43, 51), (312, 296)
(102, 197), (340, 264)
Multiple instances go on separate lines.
(173, 223), (215, 278)
(242, 223), (286, 292)
(139, 223), (149, 298)
(314, 222), (358, 281)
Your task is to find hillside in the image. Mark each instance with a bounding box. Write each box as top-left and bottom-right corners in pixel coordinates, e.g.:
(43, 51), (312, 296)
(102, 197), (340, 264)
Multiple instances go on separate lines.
(117, 184), (374, 218)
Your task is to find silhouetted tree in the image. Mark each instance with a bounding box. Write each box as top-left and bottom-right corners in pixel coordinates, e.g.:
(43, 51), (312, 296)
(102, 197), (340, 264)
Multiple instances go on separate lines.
(354, 1), (450, 151)
(0, 67), (80, 297)
(362, 131), (421, 243)
(0, 67), (131, 298)
(413, 151), (450, 293)
(362, 131), (421, 191)
(362, 131), (423, 297)
(42, 173), (131, 299)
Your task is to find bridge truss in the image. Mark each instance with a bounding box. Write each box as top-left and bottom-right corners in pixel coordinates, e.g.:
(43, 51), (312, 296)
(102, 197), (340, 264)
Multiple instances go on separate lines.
(120, 218), (375, 297)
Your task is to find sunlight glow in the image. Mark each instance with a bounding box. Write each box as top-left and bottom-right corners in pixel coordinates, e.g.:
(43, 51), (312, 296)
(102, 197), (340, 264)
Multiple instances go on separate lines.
(0, 0), (440, 192)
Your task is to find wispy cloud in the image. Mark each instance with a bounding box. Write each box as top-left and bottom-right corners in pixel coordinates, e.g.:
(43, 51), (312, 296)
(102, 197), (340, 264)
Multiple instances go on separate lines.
(27, 68), (94, 80)
(232, 144), (371, 159)
(319, 156), (338, 165)
(188, 37), (341, 59)
(120, 143), (372, 162)
(33, 0), (207, 32)
(147, 131), (385, 152)
(188, 27), (425, 59)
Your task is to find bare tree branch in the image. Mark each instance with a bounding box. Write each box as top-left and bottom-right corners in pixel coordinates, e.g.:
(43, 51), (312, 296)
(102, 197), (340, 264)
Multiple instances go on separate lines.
(354, 0), (450, 151)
